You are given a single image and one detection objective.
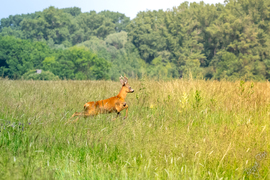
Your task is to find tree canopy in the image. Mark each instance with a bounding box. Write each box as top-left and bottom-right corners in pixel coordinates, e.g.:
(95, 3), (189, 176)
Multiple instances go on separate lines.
(1, 0), (270, 81)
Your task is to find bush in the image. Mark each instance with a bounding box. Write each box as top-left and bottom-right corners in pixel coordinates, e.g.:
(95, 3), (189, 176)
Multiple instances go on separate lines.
(22, 70), (59, 80)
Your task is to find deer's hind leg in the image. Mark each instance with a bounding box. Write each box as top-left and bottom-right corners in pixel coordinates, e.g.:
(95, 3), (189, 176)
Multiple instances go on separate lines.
(79, 105), (99, 121)
(65, 112), (83, 124)
(70, 110), (96, 124)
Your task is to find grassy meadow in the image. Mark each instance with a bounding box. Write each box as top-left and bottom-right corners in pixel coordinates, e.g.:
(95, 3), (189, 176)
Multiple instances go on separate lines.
(0, 78), (270, 179)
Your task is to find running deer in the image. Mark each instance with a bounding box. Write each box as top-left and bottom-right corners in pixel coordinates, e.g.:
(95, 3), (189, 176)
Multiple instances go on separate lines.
(66, 76), (134, 124)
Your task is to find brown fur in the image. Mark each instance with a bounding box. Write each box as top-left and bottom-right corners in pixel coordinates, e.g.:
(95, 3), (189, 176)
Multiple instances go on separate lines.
(66, 76), (134, 124)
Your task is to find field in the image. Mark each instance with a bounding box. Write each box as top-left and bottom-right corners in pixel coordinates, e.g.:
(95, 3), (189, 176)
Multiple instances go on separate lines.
(0, 78), (270, 179)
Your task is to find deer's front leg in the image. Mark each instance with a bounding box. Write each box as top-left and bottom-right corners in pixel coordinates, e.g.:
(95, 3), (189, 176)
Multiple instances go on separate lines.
(122, 104), (129, 119)
(117, 102), (128, 119)
(113, 112), (121, 121)
(113, 102), (127, 120)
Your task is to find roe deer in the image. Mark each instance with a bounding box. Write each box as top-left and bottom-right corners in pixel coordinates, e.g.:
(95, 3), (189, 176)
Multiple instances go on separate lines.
(66, 76), (134, 124)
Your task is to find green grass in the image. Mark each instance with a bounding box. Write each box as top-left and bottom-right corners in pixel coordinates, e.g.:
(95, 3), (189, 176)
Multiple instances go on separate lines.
(0, 79), (270, 179)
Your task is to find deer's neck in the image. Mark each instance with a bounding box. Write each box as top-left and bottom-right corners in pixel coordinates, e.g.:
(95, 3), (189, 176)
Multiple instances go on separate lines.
(117, 87), (127, 100)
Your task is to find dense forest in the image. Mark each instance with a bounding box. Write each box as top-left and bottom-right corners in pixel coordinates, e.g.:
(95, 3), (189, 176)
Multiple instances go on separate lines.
(1, 0), (270, 81)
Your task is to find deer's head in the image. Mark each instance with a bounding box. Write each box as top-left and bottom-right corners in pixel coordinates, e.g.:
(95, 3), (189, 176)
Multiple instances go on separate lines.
(120, 76), (134, 93)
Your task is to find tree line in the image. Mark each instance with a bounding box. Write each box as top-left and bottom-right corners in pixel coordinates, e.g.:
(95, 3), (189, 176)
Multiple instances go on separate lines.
(1, 0), (270, 81)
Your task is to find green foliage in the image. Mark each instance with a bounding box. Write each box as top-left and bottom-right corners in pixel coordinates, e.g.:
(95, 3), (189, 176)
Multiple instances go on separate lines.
(78, 36), (144, 80)
(127, 10), (167, 63)
(42, 56), (56, 70)
(22, 69), (59, 80)
(0, 6), (126, 47)
(193, 90), (202, 108)
(62, 7), (82, 17)
(75, 11), (116, 42)
(2, 0), (270, 81)
(0, 36), (110, 80)
(148, 54), (175, 80)
(0, 36), (53, 79)
(99, 10), (131, 32)
(48, 46), (111, 80)
(105, 31), (127, 49)
(0, 13), (38, 32)
(126, 0), (270, 80)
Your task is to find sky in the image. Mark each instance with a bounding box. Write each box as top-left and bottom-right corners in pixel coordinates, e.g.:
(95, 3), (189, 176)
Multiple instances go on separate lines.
(0, 0), (224, 20)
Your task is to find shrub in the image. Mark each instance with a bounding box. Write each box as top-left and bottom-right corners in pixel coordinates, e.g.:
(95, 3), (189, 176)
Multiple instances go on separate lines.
(22, 70), (59, 80)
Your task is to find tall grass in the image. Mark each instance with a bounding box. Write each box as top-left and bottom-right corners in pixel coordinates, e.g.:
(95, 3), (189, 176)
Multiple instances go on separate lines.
(0, 78), (270, 179)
